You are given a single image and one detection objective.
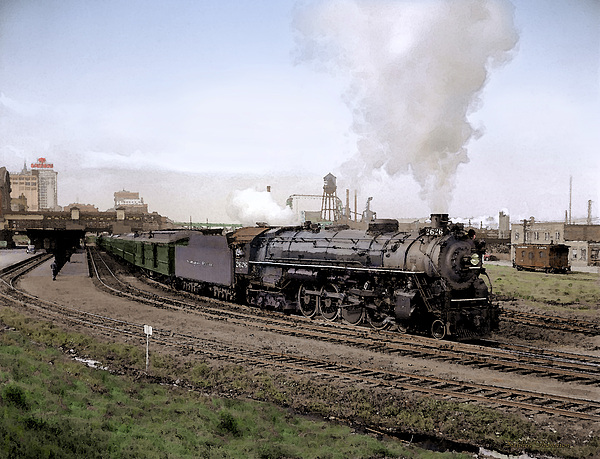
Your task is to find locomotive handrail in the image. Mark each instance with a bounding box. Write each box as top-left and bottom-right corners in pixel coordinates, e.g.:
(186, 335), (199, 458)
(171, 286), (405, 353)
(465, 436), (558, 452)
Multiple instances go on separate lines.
(449, 298), (488, 302)
(249, 259), (424, 275)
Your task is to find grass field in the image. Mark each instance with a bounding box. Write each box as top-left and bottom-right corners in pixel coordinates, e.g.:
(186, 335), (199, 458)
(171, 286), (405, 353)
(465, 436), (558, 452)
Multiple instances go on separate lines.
(0, 307), (480, 459)
(485, 264), (600, 314)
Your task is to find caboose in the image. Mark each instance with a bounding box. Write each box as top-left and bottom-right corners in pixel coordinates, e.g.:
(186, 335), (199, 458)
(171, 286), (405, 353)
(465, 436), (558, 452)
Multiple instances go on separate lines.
(513, 243), (570, 273)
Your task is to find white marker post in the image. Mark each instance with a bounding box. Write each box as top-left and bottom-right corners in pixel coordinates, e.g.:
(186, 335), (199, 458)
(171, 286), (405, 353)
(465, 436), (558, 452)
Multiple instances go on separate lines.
(144, 325), (153, 373)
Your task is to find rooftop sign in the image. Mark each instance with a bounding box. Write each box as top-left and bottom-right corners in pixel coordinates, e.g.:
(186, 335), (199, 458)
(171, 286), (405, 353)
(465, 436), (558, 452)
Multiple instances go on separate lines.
(31, 157), (53, 169)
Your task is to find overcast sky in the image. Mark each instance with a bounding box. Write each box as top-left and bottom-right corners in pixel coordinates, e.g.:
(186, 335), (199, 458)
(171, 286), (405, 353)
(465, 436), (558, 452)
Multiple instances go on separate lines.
(1, 0), (598, 225)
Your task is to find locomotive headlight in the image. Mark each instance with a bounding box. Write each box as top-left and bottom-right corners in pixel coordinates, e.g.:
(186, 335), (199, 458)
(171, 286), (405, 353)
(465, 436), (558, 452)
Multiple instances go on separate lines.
(470, 253), (481, 266)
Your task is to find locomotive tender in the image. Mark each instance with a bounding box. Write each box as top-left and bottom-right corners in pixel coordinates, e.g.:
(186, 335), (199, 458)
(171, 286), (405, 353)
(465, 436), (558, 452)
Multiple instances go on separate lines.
(98, 213), (498, 340)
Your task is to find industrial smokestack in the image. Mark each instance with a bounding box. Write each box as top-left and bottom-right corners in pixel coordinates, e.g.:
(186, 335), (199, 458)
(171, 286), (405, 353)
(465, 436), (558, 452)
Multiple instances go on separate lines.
(569, 176), (572, 225)
(588, 200), (593, 225)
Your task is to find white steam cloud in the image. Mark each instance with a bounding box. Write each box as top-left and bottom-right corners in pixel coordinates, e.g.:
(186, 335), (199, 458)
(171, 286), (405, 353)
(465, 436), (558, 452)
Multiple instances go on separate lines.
(227, 189), (300, 226)
(294, 0), (519, 213)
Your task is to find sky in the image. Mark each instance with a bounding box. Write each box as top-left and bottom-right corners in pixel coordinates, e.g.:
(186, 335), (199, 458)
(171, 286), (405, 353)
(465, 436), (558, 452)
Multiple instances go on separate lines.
(0, 0), (598, 226)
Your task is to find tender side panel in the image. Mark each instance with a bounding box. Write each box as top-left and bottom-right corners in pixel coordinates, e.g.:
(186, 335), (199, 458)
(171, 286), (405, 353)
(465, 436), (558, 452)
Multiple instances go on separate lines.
(175, 233), (233, 286)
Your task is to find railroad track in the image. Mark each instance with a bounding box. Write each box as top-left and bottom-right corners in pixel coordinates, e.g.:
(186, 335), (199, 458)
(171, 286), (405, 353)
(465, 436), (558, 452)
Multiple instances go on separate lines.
(5, 252), (600, 422)
(89, 247), (600, 386)
(500, 306), (600, 336)
(91, 246), (600, 385)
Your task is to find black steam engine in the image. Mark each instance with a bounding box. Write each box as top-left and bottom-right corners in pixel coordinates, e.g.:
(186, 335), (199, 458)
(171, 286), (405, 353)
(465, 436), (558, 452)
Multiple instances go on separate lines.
(99, 214), (498, 340)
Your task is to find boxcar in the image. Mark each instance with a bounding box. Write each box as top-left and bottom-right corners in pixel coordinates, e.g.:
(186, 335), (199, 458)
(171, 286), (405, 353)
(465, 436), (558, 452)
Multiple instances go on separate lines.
(513, 244), (570, 273)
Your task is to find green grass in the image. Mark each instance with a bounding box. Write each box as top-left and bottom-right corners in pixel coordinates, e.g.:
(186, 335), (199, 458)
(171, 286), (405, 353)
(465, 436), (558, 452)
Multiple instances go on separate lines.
(486, 264), (600, 314)
(0, 308), (472, 459)
(1, 306), (597, 458)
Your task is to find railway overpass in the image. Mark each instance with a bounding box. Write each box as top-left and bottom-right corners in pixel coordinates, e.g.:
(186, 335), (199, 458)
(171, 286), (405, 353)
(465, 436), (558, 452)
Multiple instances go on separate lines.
(0, 207), (174, 256)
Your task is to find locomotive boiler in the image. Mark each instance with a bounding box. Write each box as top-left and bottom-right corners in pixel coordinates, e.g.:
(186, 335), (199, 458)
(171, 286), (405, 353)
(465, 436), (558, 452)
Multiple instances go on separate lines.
(239, 214), (496, 339)
(98, 214), (498, 340)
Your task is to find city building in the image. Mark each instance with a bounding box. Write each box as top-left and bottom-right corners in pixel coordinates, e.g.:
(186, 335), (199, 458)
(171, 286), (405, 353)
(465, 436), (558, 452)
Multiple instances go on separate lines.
(512, 217), (600, 267)
(113, 190), (148, 214)
(0, 167), (10, 217)
(32, 158), (59, 211)
(9, 162), (39, 211)
(64, 203), (99, 213)
(9, 158), (59, 211)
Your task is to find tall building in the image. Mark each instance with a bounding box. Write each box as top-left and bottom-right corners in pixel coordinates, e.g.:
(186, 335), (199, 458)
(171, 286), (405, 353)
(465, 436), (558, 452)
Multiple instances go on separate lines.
(9, 162), (39, 211)
(9, 158), (59, 211)
(31, 158), (58, 211)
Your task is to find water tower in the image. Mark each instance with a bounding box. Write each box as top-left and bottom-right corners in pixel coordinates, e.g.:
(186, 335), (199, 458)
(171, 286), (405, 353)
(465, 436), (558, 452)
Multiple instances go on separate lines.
(321, 173), (339, 222)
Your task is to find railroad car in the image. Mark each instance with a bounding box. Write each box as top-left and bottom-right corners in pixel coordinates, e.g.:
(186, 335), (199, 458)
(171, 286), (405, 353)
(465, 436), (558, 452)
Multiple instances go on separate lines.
(513, 243), (570, 273)
(98, 214), (498, 340)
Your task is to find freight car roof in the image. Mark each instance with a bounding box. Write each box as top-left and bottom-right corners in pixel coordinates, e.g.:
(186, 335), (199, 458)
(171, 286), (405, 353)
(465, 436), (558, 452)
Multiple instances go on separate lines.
(110, 231), (190, 244)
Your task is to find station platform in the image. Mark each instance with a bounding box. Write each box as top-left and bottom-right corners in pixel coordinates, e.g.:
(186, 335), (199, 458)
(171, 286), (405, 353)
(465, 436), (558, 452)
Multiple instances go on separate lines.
(58, 251), (89, 277)
(26, 250), (89, 279)
(0, 249), (39, 270)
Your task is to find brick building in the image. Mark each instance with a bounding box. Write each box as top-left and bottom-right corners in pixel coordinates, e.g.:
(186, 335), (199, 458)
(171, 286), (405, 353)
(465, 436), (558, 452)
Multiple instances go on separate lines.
(512, 218), (600, 267)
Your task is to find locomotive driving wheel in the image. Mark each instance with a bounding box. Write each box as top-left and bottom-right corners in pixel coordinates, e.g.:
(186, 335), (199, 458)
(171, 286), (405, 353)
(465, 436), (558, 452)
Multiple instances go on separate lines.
(297, 284), (318, 318)
(341, 304), (364, 325)
(431, 319), (446, 340)
(365, 306), (390, 330)
(319, 283), (341, 321)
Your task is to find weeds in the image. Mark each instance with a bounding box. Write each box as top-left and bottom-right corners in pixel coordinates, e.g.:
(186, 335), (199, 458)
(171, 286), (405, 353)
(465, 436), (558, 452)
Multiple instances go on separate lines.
(0, 308), (424, 458)
(1, 302), (598, 458)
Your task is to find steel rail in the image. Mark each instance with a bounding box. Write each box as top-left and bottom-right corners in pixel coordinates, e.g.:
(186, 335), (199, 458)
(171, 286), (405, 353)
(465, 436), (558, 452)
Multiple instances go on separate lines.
(3, 252), (600, 422)
(89, 247), (600, 385)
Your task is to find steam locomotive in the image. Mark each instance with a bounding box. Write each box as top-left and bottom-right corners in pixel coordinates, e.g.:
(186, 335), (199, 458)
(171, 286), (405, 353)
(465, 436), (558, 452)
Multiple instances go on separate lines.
(98, 214), (498, 340)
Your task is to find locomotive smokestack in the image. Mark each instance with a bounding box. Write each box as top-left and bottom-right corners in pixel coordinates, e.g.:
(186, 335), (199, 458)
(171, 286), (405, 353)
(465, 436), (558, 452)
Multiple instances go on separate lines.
(430, 214), (449, 229)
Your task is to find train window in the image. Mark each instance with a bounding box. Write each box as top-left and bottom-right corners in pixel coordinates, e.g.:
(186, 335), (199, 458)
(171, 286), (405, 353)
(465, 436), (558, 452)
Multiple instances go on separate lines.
(539, 251), (545, 258)
(528, 252), (534, 260)
(521, 250), (525, 258)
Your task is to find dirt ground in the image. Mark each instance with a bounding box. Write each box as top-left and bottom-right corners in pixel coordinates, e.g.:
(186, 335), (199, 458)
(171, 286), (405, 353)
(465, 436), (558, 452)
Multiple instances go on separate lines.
(16, 250), (600, 446)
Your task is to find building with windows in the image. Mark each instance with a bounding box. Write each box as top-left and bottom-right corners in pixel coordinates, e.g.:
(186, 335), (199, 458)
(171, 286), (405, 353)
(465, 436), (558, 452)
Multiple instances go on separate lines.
(36, 169), (58, 210)
(512, 217), (600, 267)
(9, 163), (39, 211)
(9, 159), (59, 211)
(113, 190), (148, 214)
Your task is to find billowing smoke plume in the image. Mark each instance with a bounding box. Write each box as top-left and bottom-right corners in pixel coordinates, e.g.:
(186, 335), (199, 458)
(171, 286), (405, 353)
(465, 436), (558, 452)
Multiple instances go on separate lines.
(294, 0), (518, 212)
(227, 188), (299, 226)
